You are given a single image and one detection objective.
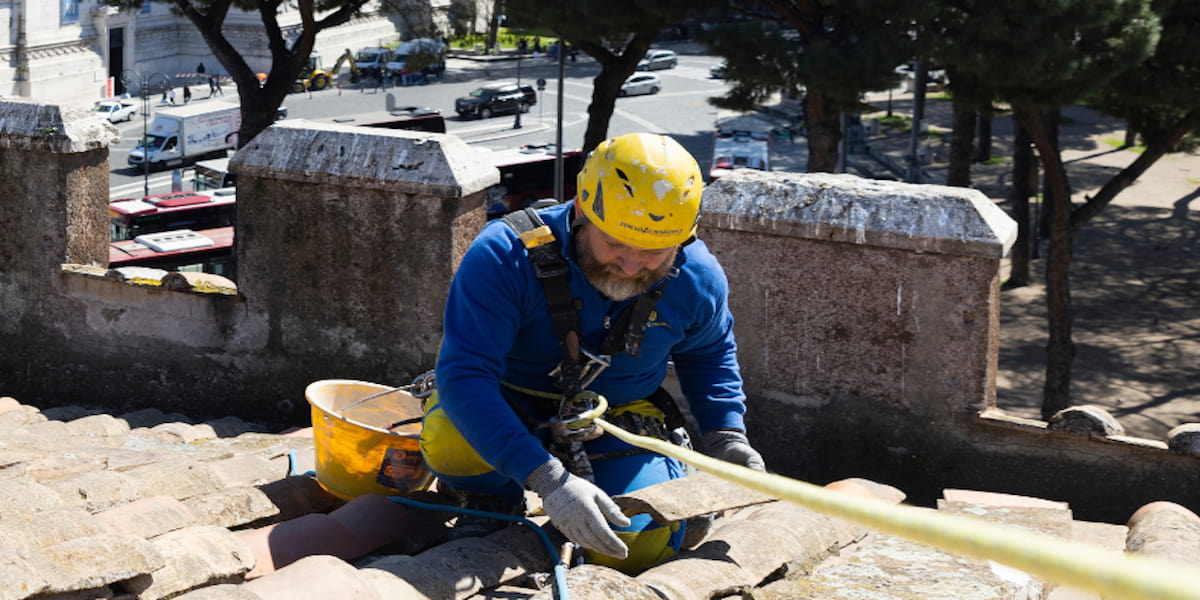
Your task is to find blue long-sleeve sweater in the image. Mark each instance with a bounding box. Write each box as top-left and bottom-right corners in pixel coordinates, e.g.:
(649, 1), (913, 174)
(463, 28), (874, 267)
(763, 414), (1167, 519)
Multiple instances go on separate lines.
(435, 201), (746, 485)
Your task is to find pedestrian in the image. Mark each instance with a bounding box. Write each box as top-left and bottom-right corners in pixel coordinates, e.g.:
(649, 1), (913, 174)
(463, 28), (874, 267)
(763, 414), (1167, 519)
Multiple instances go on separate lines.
(214, 76), (224, 96)
(400, 67), (409, 86)
(208, 75), (216, 97)
(182, 85), (192, 104)
(420, 133), (768, 575)
(196, 62), (206, 75)
(167, 87), (176, 105)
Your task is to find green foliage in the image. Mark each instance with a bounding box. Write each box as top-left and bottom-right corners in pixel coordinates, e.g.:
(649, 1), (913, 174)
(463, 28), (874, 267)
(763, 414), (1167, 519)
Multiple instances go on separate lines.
(448, 29), (558, 50)
(702, 2), (927, 114)
(1094, 0), (1200, 151)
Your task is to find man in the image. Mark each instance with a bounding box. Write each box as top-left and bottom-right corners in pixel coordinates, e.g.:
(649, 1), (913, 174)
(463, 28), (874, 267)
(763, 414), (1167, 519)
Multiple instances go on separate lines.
(421, 133), (764, 574)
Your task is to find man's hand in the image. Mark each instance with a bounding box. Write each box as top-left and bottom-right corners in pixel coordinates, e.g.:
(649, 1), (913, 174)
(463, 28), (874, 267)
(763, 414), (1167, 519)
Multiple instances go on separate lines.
(525, 459), (630, 558)
(702, 429), (767, 471)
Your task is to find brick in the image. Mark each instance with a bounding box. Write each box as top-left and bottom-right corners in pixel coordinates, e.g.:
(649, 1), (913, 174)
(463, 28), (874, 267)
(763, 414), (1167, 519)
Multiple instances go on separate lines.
(0, 507), (112, 554)
(184, 487), (280, 528)
(24, 454), (112, 484)
(243, 555), (381, 600)
(138, 526), (256, 600)
(67, 414), (132, 437)
(207, 454), (285, 488)
(126, 459), (226, 501)
(0, 477), (75, 515)
(254, 476), (339, 524)
(151, 422), (218, 444)
(0, 396), (21, 415)
(173, 583), (262, 600)
(47, 469), (144, 513)
(0, 546), (50, 600)
(0, 405), (45, 432)
(31, 534), (164, 595)
(95, 495), (197, 539)
(18, 419), (74, 439)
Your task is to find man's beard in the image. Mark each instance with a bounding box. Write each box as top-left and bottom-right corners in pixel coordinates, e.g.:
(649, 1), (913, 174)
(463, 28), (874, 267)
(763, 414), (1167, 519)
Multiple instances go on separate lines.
(576, 237), (677, 301)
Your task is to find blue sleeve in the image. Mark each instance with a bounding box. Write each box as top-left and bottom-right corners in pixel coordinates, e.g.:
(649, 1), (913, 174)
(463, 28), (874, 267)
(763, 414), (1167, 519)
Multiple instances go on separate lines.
(670, 251), (747, 433)
(435, 224), (553, 485)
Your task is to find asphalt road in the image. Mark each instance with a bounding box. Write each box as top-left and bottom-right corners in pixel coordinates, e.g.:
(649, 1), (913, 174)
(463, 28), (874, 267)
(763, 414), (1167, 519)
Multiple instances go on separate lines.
(107, 54), (730, 200)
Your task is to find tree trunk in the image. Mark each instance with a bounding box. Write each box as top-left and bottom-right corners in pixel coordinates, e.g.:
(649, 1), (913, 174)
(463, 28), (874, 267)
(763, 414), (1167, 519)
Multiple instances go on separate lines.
(575, 34), (653, 153)
(974, 107), (993, 163)
(947, 103), (975, 187)
(485, 0), (500, 53)
(905, 61), (928, 183)
(804, 91), (840, 172)
(1014, 107), (1074, 420)
(1037, 109), (1060, 239)
(1007, 121), (1035, 287)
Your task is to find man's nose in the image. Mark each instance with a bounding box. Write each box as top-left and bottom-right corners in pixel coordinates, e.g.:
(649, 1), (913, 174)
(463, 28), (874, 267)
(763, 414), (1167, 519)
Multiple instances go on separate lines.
(616, 253), (642, 276)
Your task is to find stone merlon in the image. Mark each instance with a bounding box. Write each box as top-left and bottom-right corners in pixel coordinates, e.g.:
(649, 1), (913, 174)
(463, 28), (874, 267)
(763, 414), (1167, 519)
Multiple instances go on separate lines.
(703, 171), (1017, 258)
(0, 98), (119, 153)
(232, 120), (500, 197)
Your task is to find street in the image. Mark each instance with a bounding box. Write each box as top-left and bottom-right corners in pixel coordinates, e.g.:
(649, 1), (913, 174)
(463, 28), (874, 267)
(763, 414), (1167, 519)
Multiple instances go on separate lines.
(108, 53), (730, 200)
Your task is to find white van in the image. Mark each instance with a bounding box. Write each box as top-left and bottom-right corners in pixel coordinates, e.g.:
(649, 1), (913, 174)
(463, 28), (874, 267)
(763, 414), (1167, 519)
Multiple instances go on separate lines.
(385, 38), (446, 78)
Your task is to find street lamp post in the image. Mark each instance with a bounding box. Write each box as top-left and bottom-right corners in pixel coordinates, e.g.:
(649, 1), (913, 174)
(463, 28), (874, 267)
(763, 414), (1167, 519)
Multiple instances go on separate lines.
(513, 44), (524, 130)
(120, 69), (171, 198)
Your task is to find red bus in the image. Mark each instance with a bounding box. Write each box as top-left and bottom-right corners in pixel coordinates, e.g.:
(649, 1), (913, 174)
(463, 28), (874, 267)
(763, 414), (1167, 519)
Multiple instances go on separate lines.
(108, 226), (235, 279)
(480, 144), (585, 218)
(109, 190), (236, 242)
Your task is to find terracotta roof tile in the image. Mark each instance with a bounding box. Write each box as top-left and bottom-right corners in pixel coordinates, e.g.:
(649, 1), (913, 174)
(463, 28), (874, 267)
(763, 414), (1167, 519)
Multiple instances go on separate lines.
(94, 495), (197, 539)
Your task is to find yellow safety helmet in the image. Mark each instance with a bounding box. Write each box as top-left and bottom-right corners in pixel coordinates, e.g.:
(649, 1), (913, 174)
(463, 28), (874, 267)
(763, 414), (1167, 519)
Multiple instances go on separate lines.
(576, 133), (703, 250)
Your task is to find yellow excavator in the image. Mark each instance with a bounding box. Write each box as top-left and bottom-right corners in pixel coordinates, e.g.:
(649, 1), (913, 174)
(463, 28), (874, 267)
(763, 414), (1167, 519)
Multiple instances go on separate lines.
(293, 49), (359, 93)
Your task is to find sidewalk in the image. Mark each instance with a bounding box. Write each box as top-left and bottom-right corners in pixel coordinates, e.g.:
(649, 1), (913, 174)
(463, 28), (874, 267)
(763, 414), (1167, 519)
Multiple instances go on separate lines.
(758, 92), (1200, 441)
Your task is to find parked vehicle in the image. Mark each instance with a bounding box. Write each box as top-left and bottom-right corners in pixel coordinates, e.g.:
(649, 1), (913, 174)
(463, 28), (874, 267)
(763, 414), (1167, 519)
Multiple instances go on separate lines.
(127, 101), (241, 171)
(355, 47), (392, 79)
(385, 38), (446, 80)
(637, 49), (678, 71)
(709, 114), (772, 181)
(709, 61), (727, 79)
(455, 82), (536, 119)
(109, 226), (235, 279)
(293, 48), (358, 93)
(620, 73), (661, 97)
(95, 99), (138, 123)
(477, 144), (585, 218)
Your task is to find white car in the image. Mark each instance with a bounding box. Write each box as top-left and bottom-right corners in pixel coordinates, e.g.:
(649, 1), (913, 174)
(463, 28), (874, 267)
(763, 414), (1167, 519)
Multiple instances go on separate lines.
(95, 99), (138, 123)
(620, 73), (662, 97)
(637, 49), (678, 71)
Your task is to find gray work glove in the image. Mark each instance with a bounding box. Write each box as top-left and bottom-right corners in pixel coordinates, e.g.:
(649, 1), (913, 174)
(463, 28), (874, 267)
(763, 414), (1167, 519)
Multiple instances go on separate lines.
(702, 429), (767, 472)
(525, 459), (630, 558)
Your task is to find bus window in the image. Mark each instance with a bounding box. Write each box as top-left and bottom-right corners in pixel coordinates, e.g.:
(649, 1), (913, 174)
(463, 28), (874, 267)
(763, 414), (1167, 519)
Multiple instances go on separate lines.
(193, 157), (235, 191)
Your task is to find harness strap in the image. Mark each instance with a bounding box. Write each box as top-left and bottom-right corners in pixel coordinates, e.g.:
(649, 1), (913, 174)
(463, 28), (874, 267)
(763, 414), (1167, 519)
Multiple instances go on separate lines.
(502, 208), (586, 394)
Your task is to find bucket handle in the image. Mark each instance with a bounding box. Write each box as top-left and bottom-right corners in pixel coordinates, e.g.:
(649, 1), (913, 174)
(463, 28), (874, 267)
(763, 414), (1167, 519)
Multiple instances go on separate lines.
(336, 370), (436, 415)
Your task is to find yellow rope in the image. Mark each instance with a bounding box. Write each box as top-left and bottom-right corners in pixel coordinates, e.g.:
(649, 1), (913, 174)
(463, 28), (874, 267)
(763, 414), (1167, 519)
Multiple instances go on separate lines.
(596, 418), (1200, 600)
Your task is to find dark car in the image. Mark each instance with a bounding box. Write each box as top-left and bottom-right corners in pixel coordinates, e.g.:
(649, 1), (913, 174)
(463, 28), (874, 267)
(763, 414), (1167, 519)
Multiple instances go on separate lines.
(455, 82), (536, 119)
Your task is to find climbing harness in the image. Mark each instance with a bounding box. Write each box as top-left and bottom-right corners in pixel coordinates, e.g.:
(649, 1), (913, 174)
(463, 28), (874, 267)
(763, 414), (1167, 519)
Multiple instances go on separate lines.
(501, 207), (684, 481)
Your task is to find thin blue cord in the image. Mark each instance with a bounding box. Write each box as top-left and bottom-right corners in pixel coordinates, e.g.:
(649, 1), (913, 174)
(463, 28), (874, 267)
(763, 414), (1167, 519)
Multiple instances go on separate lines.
(387, 495), (571, 600)
(287, 451), (571, 599)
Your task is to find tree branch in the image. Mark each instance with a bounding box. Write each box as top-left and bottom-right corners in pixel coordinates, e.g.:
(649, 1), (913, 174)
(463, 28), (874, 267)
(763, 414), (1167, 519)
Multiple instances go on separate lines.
(1070, 108), (1200, 230)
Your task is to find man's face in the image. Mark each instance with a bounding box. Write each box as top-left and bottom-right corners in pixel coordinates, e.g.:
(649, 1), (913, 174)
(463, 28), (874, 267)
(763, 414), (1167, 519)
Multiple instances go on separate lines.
(575, 222), (677, 301)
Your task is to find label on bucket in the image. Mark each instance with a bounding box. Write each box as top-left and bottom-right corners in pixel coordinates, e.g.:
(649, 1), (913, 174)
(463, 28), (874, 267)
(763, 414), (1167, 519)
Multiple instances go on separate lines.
(376, 447), (427, 489)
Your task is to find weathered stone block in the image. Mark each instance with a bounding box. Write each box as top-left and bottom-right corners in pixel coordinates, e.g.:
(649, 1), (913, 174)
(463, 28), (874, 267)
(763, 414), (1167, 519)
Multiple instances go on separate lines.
(126, 459), (226, 502)
(30, 534), (164, 595)
(46, 469), (143, 512)
(138, 526), (256, 600)
(0, 508), (112, 554)
(184, 487), (280, 529)
(95, 495), (197, 539)
(207, 454), (285, 489)
(0, 477), (75, 515)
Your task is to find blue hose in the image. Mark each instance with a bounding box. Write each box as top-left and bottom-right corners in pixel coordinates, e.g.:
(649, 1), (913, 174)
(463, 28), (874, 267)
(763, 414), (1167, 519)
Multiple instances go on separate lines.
(387, 495), (571, 600)
(287, 450), (571, 599)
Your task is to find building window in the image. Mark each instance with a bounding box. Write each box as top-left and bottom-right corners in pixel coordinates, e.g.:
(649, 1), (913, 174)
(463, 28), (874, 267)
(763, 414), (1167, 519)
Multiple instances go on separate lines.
(62, 0), (80, 24)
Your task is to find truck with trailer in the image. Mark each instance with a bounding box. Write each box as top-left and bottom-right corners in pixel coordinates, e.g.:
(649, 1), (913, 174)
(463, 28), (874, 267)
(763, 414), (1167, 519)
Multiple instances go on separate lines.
(128, 101), (241, 171)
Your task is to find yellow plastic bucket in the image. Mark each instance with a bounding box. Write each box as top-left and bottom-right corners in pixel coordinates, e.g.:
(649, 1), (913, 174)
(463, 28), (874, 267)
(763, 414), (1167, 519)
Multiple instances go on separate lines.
(305, 379), (433, 501)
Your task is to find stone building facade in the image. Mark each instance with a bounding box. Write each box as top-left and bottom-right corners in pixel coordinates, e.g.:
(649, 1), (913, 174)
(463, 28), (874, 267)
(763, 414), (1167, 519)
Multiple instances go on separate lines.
(0, 1), (407, 103)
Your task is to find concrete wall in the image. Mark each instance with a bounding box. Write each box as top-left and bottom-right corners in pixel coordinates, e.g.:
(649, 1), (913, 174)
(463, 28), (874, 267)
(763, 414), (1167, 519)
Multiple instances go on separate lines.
(0, 98), (1196, 521)
(0, 100), (495, 425)
(701, 171), (1200, 521)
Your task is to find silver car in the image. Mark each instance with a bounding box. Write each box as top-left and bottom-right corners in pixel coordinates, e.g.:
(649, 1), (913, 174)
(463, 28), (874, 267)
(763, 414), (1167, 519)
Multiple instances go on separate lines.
(637, 49), (678, 71)
(620, 73), (662, 97)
